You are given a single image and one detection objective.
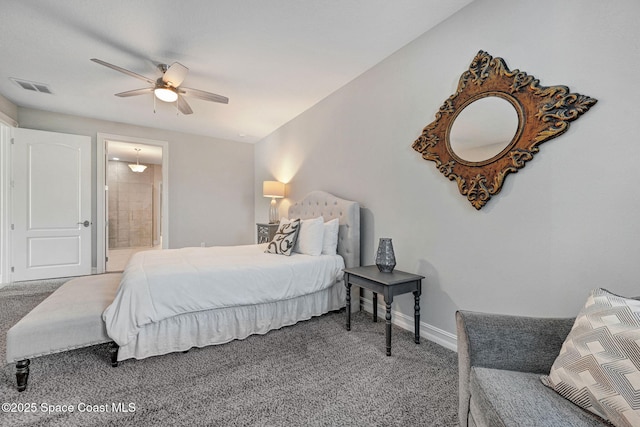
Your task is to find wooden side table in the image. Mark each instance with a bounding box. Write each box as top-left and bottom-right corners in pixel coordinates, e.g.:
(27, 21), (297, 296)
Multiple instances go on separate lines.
(256, 222), (279, 243)
(343, 265), (423, 356)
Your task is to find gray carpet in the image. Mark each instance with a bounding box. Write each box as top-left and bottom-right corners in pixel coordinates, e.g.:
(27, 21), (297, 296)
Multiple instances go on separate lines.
(1, 280), (459, 426)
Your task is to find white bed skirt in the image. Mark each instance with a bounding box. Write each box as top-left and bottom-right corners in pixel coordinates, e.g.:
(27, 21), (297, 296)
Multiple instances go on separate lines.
(116, 279), (346, 361)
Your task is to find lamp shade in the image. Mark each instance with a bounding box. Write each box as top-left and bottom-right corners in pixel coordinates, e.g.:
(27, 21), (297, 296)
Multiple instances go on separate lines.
(263, 181), (285, 198)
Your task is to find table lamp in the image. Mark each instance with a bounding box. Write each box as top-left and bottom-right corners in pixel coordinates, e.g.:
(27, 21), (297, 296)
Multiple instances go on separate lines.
(263, 181), (285, 223)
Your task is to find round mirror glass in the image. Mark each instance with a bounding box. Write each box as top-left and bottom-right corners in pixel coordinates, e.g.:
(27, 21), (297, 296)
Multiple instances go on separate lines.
(449, 96), (519, 163)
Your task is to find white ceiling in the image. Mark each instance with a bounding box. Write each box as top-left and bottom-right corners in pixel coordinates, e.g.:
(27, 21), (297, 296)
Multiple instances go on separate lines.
(0, 0), (473, 144)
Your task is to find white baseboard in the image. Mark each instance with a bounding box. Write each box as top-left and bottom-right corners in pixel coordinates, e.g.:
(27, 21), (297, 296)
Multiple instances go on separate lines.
(359, 297), (457, 352)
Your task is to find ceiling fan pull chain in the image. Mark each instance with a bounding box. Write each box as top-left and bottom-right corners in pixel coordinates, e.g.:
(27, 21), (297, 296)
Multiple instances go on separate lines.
(153, 93), (156, 114)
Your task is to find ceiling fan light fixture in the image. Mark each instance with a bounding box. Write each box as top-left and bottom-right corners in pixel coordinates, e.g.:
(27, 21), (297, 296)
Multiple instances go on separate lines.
(154, 87), (178, 103)
(91, 58), (228, 115)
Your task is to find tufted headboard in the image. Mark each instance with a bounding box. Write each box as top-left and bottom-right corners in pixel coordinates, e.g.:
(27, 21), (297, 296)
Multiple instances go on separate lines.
(288, 191), (360, 269)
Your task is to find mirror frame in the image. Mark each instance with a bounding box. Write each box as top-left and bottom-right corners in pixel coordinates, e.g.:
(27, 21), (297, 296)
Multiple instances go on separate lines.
(412, 51), (597, 210)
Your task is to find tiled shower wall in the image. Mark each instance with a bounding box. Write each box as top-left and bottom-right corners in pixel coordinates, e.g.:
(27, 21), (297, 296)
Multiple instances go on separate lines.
(108, 161), (160, 249)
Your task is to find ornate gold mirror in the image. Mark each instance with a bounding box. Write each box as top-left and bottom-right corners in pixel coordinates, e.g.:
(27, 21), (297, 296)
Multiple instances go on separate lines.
(412, 51), (597, 210)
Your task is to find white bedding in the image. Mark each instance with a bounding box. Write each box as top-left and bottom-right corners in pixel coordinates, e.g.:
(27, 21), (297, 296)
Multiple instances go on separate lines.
(103, 244), (345, 347)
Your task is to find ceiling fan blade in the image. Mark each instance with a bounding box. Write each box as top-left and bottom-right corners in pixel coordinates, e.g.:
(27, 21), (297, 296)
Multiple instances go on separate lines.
(115, 88), (154, 97)
(177, 95), (193, 115)
(91, 58), (155, 85)
(180, 87), (229, 104)
(163, 62), (189, 87)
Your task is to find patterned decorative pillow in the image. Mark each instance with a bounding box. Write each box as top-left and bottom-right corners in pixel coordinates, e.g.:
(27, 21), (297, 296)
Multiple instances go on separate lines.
(264, 218), (300, 256)
(541, 288), (640, 427)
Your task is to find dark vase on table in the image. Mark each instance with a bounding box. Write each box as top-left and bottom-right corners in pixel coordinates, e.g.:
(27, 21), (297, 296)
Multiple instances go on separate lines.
(375, 238), (396, 273)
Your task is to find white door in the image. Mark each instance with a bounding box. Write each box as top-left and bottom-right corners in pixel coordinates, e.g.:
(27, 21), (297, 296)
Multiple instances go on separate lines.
(11, 128), (92, 281)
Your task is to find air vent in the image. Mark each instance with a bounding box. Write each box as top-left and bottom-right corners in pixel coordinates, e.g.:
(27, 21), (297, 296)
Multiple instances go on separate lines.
(10, 78), (53, 94)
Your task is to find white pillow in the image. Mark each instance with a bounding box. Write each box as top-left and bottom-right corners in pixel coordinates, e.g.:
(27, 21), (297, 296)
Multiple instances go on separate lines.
(322, 218), (339, 255)
(292, 216), (324, 256)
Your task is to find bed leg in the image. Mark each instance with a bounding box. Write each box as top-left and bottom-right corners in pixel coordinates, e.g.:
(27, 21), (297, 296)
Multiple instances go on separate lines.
(16, 359), (30, 392)
(109, 342), (119, 367)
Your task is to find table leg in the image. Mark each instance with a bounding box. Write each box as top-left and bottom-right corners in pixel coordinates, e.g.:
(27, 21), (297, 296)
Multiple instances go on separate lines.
(414, 290), (420, 344)
(373, 292), (378, 322)
(385, 301), (392, 356)
(345, 280), (352, 331)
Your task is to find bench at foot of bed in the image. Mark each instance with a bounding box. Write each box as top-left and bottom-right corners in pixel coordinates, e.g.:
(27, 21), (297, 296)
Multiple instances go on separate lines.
(6, 273), (121, 392)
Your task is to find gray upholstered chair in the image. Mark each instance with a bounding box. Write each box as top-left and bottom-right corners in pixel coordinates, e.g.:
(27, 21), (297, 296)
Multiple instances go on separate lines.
(455, 310), (608, 426)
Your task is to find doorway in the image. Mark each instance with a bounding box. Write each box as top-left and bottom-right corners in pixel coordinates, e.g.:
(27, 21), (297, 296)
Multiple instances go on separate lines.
(96, 134), (168, 274)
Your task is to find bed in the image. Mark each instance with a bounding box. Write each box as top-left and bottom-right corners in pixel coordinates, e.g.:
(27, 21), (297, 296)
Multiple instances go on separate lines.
(104, 191), (360, 361)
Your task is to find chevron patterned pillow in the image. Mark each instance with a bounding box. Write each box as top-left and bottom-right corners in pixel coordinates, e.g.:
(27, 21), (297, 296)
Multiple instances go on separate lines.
(541, 288), (640, 427)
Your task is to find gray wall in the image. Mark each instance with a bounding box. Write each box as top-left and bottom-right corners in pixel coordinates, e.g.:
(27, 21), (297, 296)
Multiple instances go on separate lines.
(254, 0), (640, 342)
(0, 93), (17, 123)
(18, 107), (255, 266)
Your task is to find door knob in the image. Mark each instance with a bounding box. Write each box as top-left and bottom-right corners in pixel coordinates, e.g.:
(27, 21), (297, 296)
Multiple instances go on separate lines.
(78, 220), (91, 227)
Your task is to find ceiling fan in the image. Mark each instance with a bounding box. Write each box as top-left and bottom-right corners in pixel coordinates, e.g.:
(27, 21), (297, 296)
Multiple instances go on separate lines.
(90, 58), (229, 115)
